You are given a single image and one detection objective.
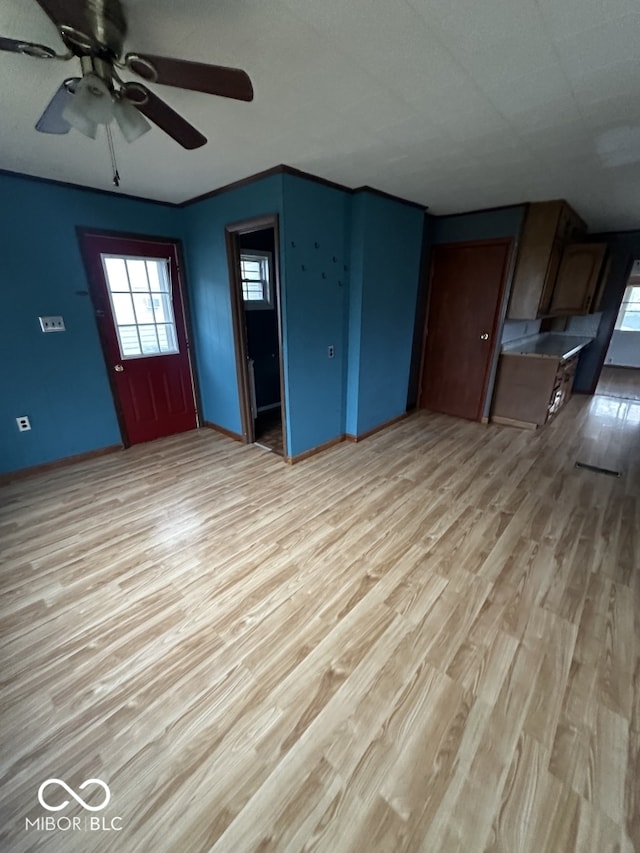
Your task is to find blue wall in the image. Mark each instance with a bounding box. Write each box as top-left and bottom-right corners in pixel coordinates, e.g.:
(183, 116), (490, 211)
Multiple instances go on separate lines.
(347, 191), (424, 435)
(0, 168), (427, 474)
(432, 205), (525, 245)
(281, 174), (351, 456)
(0, 172), (184, 474)
(182, 174), (285, 437)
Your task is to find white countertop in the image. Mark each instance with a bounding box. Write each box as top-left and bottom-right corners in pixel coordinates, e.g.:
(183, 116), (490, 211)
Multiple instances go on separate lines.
(501, 333), (594, 360)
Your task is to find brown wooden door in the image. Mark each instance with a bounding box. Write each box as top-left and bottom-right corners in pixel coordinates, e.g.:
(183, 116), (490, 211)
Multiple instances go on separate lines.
(81, 233), (197, 445)
(419, 239), (511, 420)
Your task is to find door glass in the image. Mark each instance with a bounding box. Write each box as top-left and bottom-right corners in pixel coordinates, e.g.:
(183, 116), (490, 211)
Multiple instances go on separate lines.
(101, 255), (179, 358)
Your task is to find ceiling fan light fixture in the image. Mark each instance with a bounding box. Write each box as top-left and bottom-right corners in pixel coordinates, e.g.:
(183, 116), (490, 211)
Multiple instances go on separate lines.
(62, 72), (115, 137)
(61, 103), (98, 139)
(114, 98), (151, 142)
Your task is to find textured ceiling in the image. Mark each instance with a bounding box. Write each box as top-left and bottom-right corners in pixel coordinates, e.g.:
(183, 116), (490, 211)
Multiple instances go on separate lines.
(1, 0), (640, 230)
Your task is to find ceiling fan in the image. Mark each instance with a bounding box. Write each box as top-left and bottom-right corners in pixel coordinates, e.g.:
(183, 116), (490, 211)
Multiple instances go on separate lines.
(0, 0), (254, 149)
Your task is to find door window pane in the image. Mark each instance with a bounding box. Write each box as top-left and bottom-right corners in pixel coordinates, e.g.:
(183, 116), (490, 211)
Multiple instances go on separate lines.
(103, 257), (129, 291)
(110, 292), (136, 326)
(139, 325), (160, 354)
(132, 293), (156, 325)
(127, 259), (149, 292)
(101, 254), (179, 359)
(118, 326), (142, 357)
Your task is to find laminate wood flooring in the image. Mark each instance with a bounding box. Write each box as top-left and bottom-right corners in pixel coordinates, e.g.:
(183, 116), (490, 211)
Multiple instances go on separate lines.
(255, 410), (285, 457)
(597, 365), (640, 401)
(0, 394), (638, 852)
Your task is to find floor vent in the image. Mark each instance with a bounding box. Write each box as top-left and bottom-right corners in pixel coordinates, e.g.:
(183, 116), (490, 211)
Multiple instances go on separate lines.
(575, 461), (621, 477)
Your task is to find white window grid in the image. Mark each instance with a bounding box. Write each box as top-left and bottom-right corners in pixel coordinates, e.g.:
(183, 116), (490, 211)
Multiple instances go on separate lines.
(100, 254), (179, 359)
(240, 251), (273, 309)
(615, 284), (640, 332)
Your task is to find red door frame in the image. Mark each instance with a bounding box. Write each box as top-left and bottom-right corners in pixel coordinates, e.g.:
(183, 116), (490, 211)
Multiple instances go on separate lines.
(78, 228), (200, 446)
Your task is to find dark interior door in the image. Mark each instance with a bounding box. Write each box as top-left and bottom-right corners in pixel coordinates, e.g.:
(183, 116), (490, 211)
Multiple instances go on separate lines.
(420, 239), (511, 420)
(82, 233), (197, 445)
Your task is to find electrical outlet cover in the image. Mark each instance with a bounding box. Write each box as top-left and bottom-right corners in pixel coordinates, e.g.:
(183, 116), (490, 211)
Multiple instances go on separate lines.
(39, 316), (65, 332)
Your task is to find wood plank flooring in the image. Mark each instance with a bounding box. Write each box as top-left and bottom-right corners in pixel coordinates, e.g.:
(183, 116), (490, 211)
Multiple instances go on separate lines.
(597, 365), (640, 401)
(255, 410), (285, 457)
(0, 392), (638, 852)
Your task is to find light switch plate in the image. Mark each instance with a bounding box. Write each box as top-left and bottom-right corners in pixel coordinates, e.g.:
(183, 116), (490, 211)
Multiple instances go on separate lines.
(39, 316), (65, 332)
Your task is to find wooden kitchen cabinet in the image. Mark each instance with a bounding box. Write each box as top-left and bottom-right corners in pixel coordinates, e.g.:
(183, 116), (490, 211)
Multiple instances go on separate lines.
(491, 353), (579, 429)
(507, 200), (589, 320)
(549, 242), (608, 315)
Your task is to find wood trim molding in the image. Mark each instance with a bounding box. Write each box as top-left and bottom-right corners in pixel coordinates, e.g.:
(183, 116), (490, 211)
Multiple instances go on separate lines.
(3, 163), (430, 216)
(202, 421), (244, 442)
(0, 167), (177, 207)
(285, 435), (345, 464)
(280, 165), (355, 195)
(180, 166), (286, 207)
(345, 412), (409, 443)
(491, 414), (538, 430)
(436, 201), (528, 221)
(0, 444), (123, 484)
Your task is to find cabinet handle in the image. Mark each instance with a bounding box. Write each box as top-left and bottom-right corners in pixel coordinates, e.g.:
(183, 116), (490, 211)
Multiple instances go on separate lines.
(480, 333), (489, 340)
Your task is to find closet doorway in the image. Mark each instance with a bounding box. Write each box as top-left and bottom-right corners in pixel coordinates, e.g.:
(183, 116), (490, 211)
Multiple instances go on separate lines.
(226, 215), (286, 457)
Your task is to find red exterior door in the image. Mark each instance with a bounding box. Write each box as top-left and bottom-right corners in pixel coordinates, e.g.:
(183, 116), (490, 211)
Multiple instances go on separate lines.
(82, 233), (197, 445)
(420, 239), (511, 420)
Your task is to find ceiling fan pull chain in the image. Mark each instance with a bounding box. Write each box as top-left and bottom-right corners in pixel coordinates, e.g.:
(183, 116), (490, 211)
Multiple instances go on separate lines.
(105, 123), (121, 187)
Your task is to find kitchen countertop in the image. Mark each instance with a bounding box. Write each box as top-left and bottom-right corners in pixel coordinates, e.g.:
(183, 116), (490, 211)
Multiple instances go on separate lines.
(501, 333), (594, 360)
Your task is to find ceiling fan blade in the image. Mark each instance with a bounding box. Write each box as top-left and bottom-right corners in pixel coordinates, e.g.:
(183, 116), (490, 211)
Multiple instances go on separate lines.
(35, 80), (77, 134)
(0, 35), (57, 57)
(35, 0), (87, 30)
(123, 83), (206, 149)
(126, 54), (254, 102)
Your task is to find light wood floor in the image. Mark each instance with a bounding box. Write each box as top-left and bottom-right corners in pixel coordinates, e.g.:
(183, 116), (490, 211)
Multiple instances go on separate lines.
(597, 365), (640, 401)
(1, 393), (638, 852)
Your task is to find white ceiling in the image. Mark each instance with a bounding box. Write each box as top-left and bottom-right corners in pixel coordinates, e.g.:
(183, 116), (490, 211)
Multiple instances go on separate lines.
(1, 0), (640, 230)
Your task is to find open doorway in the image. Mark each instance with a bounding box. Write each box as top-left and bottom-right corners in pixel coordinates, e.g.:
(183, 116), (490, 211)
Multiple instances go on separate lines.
(596, 258), (640, 401)
(226, 215), (286, 457)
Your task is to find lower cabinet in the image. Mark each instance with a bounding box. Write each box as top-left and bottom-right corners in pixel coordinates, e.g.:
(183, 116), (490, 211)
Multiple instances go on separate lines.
(491, 353), (578, 429)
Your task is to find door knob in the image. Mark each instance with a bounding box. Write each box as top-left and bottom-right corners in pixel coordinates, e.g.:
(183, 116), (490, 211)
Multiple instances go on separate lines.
(114, 364), (124, 372)
(480, 333), (489, 340)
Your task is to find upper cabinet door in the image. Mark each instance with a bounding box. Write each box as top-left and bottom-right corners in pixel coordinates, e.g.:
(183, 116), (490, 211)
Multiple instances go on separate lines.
(549, 243), (607, 315)
(506, 200), (587, 320)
